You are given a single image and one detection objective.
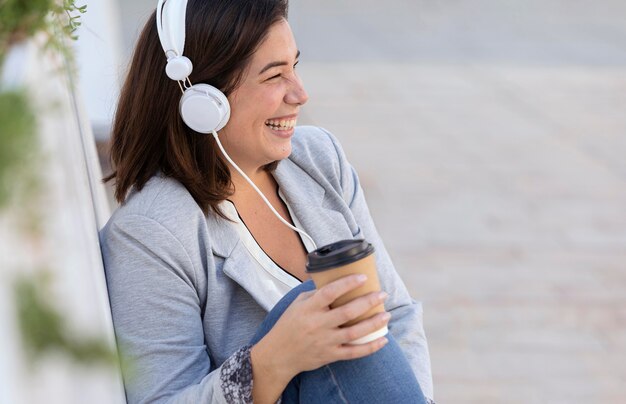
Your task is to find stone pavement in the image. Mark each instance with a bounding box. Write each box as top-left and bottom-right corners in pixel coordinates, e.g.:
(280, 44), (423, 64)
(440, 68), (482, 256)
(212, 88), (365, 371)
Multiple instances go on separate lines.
(288, 1), (626, 402)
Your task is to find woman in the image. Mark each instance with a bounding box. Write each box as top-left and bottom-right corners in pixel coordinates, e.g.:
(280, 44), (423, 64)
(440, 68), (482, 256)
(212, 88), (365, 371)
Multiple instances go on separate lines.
(100, 0), (434, 403)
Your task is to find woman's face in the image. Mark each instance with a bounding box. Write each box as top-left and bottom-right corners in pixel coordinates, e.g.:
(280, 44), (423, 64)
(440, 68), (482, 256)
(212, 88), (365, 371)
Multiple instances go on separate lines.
(218, 19), (308, 173)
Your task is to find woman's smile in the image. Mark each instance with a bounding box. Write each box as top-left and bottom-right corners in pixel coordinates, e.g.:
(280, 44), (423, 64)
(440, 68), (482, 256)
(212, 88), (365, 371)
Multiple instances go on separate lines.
(265, 113), (297, 138)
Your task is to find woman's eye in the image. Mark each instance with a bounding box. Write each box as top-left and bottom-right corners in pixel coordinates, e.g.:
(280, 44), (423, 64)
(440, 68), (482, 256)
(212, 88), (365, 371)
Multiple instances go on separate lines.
(266, 62), (299, 81)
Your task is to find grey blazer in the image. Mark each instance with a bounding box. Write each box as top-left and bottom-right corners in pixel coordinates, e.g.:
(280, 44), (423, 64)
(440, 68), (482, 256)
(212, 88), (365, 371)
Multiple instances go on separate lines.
(100, 126), (433, 404)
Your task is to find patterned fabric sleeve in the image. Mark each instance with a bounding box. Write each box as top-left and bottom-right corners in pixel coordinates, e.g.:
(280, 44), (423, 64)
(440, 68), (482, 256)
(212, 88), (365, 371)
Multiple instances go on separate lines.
(220, 345), (254, 403)
(219, 345), (282, 404)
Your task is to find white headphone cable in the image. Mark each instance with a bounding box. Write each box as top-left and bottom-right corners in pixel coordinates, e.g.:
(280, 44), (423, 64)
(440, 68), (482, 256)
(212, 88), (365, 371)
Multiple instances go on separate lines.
(211, 130), (317, 250)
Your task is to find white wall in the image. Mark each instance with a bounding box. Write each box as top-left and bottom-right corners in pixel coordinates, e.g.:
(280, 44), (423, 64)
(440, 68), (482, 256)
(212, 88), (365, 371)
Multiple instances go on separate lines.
(75, 0), (156, 142)
(0, 36), (125, 404)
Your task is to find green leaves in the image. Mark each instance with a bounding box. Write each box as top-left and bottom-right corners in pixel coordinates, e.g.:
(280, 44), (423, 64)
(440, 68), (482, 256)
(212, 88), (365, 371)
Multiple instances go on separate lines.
(0, 89), (36, 208)
(60, 0), (88, 41)
(0, 0), (87, 60)
(15, 272), (117, 366)
(1, 0), (113, 370)
(0, 0), (55, 50)
(0, 0), (89, 208)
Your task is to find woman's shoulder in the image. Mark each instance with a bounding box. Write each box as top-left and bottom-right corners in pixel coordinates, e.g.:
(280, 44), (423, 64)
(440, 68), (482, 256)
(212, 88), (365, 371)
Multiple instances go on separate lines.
(292, 125), (342, 156)
(290, 125), (346, 178)
(113, 173), (198, 216)
(100, 173), (206, 241)
(289, 125), (363, 209)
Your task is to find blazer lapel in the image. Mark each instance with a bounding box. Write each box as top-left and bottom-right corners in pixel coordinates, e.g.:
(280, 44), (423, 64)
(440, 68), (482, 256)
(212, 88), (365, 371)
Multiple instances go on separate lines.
(209, 200), (292, 312)
(220, 240), (284, 312)
(274, 158), (355, 250)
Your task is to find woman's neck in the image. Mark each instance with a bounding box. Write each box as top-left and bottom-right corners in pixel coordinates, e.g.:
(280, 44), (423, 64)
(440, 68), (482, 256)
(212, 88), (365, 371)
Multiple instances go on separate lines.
(216, 143), (272, 191)
(229, 168), (277, 203)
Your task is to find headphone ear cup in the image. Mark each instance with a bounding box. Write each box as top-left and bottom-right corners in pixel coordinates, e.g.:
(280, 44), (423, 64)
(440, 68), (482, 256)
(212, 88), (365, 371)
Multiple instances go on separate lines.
(179, 83), (231, 133)
(165, 56), (193, 81)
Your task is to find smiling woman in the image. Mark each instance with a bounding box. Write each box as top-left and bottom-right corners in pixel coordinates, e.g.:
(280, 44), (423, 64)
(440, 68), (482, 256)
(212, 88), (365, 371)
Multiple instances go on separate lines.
(99, 0), (434, 403)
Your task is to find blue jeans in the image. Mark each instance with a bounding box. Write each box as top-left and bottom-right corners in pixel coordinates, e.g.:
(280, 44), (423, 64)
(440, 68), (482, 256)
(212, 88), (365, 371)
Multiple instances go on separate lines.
(250, 280), (427, 404)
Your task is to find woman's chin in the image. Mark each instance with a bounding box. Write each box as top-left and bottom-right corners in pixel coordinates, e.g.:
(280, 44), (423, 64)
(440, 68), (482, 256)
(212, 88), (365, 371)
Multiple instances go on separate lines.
(263, 129), (293, 160)
(273, 144), (292, 161)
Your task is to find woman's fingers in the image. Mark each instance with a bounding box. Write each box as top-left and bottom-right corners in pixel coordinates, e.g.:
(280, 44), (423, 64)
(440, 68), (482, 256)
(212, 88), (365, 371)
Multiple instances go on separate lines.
(335, 336), (389, 361)
(311, 274), (367, 307)
(271, 278), (392, 373)
(325, 290), (388, 328)
(333, 311), (391, 345)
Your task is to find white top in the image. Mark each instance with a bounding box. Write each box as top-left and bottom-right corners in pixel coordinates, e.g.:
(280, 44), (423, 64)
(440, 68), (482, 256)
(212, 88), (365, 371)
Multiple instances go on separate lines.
(220, 189), (308, 308)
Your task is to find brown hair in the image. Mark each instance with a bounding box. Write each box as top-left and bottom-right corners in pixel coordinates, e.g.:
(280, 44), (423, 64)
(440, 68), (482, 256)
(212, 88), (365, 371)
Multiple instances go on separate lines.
(104, 0), (288, 217)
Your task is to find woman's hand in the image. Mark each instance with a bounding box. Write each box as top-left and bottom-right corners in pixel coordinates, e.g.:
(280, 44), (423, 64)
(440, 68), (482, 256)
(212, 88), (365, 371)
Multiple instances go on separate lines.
(252, 274), (391, 383)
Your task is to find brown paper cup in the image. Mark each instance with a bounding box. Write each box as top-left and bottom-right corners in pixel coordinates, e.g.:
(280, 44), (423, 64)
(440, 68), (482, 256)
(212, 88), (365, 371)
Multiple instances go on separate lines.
(306, 239), (388, 345)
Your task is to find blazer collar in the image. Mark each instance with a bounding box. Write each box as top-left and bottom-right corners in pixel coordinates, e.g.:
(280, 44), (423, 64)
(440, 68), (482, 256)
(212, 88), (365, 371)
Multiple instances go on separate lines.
(206, 204), (239, 259)
(274, 158), (353, 249)
(273, 157), (325, 208)
(220, 239), (296, 311)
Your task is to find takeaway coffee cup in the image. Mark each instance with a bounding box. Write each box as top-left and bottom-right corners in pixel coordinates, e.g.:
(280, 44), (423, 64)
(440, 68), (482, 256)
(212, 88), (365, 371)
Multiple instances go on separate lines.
(306, 239), (388, 345)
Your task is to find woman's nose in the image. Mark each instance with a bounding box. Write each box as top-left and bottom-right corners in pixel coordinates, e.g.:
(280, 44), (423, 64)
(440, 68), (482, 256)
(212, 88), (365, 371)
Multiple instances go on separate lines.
(285, 74), (309, 106)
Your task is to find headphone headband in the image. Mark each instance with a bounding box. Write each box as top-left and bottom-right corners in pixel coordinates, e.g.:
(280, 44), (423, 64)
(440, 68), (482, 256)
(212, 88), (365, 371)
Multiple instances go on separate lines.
(156, 0), (187, 60)
(156, 0), (192, 81)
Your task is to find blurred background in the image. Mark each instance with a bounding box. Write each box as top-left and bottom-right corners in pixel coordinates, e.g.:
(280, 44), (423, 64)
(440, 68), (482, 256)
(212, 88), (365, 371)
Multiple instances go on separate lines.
(2, 0), (625, 403)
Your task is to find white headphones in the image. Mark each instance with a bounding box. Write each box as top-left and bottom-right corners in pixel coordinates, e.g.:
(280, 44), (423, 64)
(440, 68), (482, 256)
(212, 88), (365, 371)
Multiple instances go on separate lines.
(156, 0), (230, 133)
